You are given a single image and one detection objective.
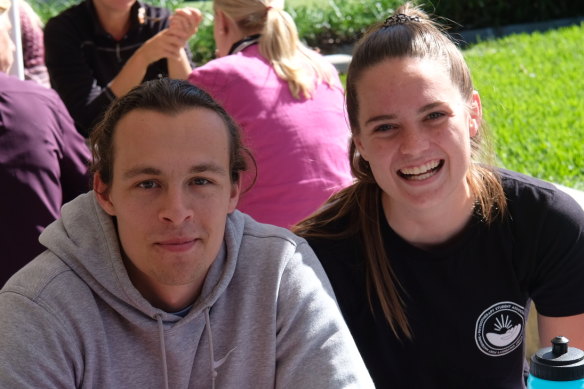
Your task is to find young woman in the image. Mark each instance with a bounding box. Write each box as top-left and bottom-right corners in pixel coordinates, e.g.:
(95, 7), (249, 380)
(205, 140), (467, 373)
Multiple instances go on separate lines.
(187, 0), (352, 228)
(293, 3), (584, 388)
(44, 0), (198, 136)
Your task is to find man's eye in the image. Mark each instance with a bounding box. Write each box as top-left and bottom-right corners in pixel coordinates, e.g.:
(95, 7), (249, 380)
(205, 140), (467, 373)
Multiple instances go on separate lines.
(138, 181), (159, 189)
(192, 178), (210, 185)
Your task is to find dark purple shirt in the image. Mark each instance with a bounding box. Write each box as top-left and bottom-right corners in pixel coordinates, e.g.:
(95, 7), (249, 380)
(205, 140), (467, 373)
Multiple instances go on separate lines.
(0, 73), (91, 286)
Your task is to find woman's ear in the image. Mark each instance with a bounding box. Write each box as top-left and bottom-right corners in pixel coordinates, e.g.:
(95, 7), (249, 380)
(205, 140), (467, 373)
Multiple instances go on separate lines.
(353, 135), (369, 162)
(216, 9), (229, 35)
(93, 173), (116, 216)
(469, 90), (482, 137)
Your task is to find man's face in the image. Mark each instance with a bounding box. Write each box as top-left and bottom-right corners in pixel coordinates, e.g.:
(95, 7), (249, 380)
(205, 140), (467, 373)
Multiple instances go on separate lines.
(0, 12), (15, 73)
(95, 108), (239, 306)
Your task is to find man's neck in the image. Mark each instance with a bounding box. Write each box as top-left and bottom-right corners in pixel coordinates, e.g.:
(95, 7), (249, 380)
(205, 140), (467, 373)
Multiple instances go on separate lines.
(122, 255), (208, 312)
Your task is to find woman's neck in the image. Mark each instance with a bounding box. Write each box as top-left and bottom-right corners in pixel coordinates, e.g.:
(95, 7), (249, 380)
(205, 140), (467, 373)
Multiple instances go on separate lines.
(94, 4), (132, 40)
(382, 185), (476, 249)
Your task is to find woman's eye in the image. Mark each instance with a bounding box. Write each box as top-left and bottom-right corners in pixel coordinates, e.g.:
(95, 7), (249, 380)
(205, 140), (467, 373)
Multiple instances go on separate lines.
(427, 112), (445, 120)
(374, 123), (396, 133)
(138, 181), (159, 189)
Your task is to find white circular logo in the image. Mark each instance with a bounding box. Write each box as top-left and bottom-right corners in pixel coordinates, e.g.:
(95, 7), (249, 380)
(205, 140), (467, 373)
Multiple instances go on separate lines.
(475, 301), (525, 357)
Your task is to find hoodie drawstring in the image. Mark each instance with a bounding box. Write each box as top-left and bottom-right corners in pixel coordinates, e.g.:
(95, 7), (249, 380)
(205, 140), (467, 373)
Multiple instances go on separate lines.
(204, 307), (217, 389)
(156, 313), (170, 389)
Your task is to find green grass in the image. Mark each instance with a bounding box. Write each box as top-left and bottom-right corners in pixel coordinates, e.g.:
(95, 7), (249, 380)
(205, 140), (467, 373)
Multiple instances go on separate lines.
(465, 23), (584, 189)
(27, 0), (584, 189)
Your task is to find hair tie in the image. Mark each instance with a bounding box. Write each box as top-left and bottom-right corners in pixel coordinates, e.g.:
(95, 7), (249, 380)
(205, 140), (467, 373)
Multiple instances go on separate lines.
(383, 13), (420, 27)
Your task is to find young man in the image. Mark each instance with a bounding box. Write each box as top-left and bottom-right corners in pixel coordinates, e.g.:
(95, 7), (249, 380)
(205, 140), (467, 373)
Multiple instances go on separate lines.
(0, 78), (374, 388)
(0, 0), (90, 287)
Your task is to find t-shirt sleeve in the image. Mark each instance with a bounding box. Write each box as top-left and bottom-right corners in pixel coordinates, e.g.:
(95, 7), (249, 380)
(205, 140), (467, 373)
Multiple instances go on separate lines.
(528, 187), (584, 317)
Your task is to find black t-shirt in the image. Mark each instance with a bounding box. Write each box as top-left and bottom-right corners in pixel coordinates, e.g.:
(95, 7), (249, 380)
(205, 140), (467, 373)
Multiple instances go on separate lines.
(307, 170), (584, 389)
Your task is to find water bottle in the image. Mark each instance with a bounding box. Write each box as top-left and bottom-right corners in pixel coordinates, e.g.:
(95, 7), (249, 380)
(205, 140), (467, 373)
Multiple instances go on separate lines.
(527, 336), (584, 388)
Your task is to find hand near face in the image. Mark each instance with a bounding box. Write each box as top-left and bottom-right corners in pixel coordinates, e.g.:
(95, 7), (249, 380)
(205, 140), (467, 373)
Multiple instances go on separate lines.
(168, 7), (203, 42)
(137, 29), (187, 63)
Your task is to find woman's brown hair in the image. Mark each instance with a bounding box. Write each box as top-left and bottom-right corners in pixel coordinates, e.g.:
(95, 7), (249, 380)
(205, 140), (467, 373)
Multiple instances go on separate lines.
(293, 2), (507, 339)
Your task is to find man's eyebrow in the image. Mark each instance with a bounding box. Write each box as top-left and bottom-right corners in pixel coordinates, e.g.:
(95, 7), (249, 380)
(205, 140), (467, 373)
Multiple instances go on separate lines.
(189, 163), (228, 176)
(364, 101), (447, 126)
(121, 163), (228, 180)
(122, 166), (161, 180)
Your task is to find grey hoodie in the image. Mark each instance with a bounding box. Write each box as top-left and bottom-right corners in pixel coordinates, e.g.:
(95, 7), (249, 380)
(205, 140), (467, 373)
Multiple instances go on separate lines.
(0, 192), (374, 388)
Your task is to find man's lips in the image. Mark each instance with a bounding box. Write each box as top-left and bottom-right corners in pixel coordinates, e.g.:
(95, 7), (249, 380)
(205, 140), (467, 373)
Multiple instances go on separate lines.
(155, 238), (198, 252)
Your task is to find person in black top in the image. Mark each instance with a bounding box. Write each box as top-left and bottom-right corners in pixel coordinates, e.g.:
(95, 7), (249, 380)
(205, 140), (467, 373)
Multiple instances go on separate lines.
(44, 0), (201, 136)
(293, 3), (584, 388)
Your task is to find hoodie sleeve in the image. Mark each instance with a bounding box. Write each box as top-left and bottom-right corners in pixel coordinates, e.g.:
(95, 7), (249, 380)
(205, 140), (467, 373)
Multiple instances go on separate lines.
(0, 290), (81, 388)
(274, 241), (374, 388)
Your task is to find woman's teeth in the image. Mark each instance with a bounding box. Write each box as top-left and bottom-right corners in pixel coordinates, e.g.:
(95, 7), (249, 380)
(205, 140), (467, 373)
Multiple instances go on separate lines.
(399, 160), (442, 180)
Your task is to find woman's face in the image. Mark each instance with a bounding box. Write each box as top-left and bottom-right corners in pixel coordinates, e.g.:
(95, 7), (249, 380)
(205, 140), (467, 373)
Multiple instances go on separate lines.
(353, 57), (481, 216)
(92, 0), (135, 16)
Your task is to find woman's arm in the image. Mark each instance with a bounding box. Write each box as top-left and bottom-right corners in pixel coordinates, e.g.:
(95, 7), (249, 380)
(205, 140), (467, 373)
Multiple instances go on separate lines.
(538, 313), (584, 349)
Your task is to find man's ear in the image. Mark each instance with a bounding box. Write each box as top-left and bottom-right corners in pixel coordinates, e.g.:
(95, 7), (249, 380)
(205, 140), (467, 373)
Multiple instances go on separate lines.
(93, 173), (116, 216)
(469, 90), (482, 137)
(228, 180), (241, 213)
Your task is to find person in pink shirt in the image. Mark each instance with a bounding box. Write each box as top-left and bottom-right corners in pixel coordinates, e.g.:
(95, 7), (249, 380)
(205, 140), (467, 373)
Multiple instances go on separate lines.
(186, 0), (352, 228)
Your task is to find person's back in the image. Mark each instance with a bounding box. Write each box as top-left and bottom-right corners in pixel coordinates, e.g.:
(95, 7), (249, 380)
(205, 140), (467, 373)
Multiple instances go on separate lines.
(188, 0), (352, 228)
(190, 45), (351, 228)
(0, 74), (90, 286)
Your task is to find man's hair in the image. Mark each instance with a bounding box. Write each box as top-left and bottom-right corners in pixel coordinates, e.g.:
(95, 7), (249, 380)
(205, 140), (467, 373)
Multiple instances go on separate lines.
(90, 78), (252, 187)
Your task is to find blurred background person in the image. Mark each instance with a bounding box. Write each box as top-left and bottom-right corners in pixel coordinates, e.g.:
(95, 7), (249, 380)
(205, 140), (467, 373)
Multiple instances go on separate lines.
(18, 0), (49, 86)
(186, 0), (352, 228)
(1, 0), (91, 286)
(44, 0), (199, 136)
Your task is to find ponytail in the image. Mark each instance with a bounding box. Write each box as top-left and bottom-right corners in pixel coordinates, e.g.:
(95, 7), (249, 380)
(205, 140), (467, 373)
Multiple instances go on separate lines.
(215, 0), (336, 99)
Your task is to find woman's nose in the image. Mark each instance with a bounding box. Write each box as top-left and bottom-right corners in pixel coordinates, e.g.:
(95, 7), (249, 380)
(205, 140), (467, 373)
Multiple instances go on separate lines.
(399, 126), (430, 156)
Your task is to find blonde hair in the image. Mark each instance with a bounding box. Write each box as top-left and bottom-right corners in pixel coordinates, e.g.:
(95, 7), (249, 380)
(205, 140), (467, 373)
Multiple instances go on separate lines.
(214, 0), (335, 99)
(294, 2), (507, 339)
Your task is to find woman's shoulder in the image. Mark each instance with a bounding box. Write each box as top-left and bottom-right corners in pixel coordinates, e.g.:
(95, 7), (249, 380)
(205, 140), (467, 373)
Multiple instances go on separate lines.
(499, 169), (581, 214)
(45, 1), (91, 32)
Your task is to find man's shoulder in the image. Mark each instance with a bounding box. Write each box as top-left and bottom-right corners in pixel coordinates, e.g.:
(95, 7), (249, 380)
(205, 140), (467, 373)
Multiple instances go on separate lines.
(1, 250), (86, 302)
(236, 212), (306, 247)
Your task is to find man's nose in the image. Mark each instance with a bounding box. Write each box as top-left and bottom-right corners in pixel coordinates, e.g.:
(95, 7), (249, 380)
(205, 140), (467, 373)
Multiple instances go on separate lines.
(158, 188), (193, 225)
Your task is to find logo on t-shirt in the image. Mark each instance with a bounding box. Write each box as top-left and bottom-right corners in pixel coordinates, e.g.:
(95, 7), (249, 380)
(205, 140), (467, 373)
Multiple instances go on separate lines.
(475, 301), (525, 356)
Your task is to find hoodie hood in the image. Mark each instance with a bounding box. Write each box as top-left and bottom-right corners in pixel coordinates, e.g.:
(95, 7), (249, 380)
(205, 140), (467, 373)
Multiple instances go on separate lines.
(39, 191), (243, 325)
